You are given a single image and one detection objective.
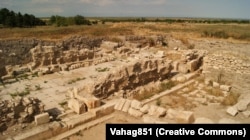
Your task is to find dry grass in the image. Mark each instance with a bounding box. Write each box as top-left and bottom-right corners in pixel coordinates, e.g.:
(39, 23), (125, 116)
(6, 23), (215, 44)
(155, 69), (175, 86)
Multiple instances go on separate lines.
(0, 24), (133, 41)
(133, 89), (155, 101)
(1, 23), (250, 42)
(221, 92), (240, 106)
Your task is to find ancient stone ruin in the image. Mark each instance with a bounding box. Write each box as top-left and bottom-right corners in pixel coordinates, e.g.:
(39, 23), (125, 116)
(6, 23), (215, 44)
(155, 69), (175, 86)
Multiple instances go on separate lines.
(0, 97), (45, 132)
(0, 35), (249, 139)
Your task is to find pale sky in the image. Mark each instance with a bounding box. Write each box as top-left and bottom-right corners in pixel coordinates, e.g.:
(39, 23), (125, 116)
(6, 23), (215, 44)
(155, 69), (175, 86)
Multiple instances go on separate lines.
(0, 0), (249, 19)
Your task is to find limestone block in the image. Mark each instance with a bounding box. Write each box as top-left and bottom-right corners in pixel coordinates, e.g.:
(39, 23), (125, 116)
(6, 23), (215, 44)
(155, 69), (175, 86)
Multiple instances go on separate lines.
(128, 108), (143, 117)
(175, 111), (195, 123)
(235, 99), (250, 111)
(178, 63), (189, 74)
(26, 105), (34, 115)
(131, 100), (142, 110)
(212, 82), (220, 88)
(140, 105), (149, 114)
(220, 85), (232, 92)
(114, 99), (126, 111)
(83, 97), (101, 109)
(102, 103), (115, 115)
(68, 98), (87, 114)
(122, 100), (131, 113)
(22, 97), (32, 106)
(187, 59), (199, 72)
(172, 61), (179, 71)
(226, 106), (238, 116)
(51, 65), (60, 72)
(204, 78), (212, 86)
(176, 76), (186, 83)
(156, 51), (166, 58)
(148, 105), (158, 116)
(35, 112), (50, 125)
(49, 121), (64, 135)
(242, 111), (250, 118)
(155, 107), (167, 117)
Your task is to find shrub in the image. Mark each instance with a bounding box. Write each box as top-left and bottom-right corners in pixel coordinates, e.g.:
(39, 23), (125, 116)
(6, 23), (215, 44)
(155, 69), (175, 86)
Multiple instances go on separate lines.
(187, 44), (195, 49)
(95, 67), (110, 72)
(158, 81), (176, 92)
(156, 99), (162, 106)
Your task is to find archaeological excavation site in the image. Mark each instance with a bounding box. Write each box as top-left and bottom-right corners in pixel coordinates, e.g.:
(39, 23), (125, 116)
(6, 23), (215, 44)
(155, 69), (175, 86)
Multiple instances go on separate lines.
(0, 25), (250, 140)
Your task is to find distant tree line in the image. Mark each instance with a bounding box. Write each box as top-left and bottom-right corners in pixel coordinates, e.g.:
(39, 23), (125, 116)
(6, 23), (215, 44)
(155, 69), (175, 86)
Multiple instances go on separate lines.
(0, 8), (46, 27)
(101, 18), (250, 24)
(49, 15), (94, 27)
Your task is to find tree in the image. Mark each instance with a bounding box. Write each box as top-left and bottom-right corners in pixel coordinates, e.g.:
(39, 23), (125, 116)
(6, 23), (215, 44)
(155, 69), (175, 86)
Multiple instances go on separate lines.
(4, 11), (16, 27)
(23, 14), (31, 27)
(74, 15), (85, 25)
(0, 8), (45, 28)
(49, 15), (56, 25)
(0, 8), (10, 25)
(16, 12), (23, 27)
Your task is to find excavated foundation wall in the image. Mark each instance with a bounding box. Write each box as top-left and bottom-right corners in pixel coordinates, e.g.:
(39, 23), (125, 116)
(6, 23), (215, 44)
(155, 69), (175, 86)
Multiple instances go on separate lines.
(0, 36), (103, 77)
(86, 59), (173, 98)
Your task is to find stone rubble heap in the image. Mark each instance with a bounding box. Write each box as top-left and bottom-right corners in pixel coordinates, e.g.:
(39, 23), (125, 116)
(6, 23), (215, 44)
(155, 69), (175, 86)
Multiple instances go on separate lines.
(226, 94), (250, 118)
(115, 99), (195, 123)
(203, 52), (250, 74)
(0, 97), (45, 132)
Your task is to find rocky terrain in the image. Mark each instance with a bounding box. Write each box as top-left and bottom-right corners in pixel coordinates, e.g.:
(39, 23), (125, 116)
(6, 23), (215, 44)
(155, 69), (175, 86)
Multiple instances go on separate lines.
(0, 33), (249, 140)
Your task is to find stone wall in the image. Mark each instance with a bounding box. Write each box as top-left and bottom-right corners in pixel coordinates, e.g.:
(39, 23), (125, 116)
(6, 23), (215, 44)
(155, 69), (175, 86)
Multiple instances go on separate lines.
(0, 36), (103, 76)
(77, 59), (173, 99)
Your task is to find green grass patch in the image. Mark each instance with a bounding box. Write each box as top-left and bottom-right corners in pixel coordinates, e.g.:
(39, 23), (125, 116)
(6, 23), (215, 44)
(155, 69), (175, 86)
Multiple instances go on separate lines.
(10, 90), (30, 98)
(95, 67), (110, 72)
(68, 77), (86, 84)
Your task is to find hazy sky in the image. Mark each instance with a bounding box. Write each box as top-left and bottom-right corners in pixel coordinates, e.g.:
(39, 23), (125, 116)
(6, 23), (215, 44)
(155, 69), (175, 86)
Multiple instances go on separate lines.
(0, 0), (249, 19)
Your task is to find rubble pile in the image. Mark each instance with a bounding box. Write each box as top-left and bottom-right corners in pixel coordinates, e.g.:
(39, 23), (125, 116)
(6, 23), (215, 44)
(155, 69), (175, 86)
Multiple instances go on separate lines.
(0, 97), (45, 132)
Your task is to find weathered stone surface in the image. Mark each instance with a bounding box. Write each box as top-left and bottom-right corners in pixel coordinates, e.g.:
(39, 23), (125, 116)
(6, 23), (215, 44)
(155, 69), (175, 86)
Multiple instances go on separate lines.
(176, 76), (186, 83)
(178, 63), (189, 74)
(175, 111), (195, 123)
(34, 112), (50, 125)
(166, 109), (179, 119)
(131, 100), (142, 110)
(235, 99), (250, 112)
(128, 108), (143, 117)
(226, 106), (238, 116)
(68, 98), (87, 114)
(204, 78), (212, 86)
(122, 100), (132, 113)
(140, 105), (149, 114)
(114, 99), (126, 111)
(242, 111), (250, 118)
(187, 59), (199, 72)
(148, 105), (158, 116)
(155, 107), (167, 117)
(220, 85), (232, 92)
(212, 82), (220, 88)
(82, 97), (101, 109)
(166, 109), (194, 123)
